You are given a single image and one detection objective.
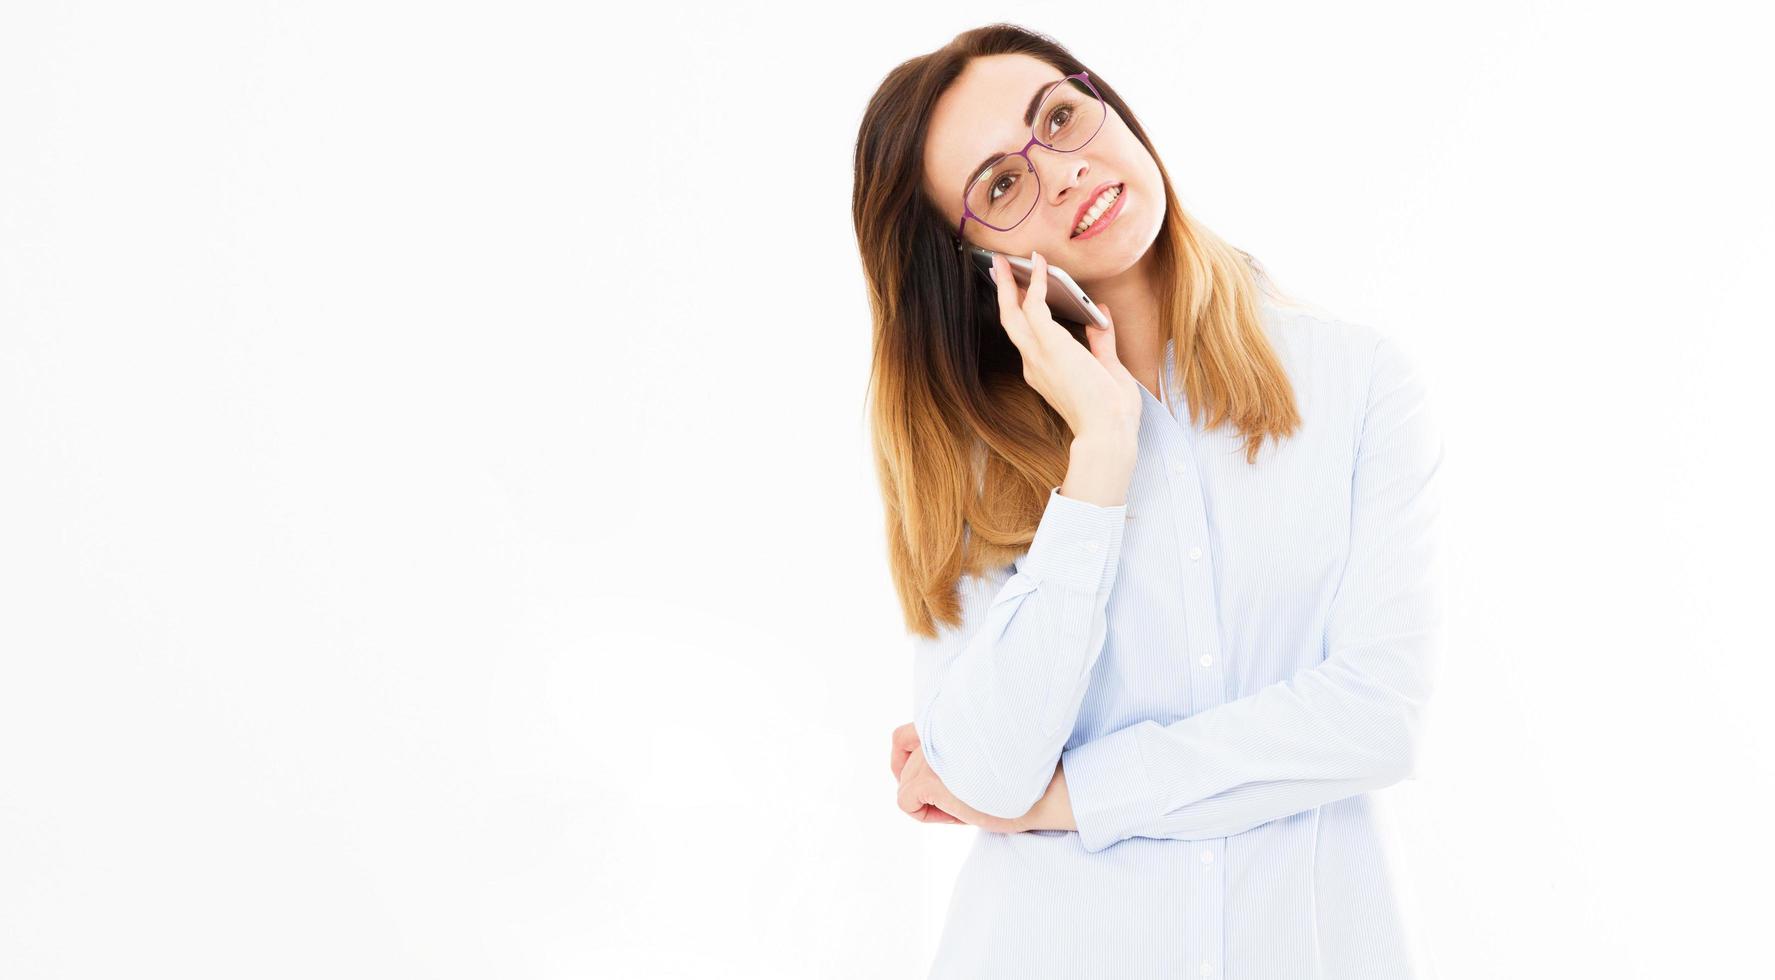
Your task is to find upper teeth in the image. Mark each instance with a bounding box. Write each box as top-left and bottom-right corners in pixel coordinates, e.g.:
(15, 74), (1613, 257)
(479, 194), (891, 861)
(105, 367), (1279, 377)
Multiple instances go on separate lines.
(1074, 185), (1122, 235)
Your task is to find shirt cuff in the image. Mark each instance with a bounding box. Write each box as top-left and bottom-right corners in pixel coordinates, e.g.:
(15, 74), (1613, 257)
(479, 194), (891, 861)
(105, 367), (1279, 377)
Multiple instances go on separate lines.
(1013, 485), (1128, 593)
(1059, 721), (1163, 854)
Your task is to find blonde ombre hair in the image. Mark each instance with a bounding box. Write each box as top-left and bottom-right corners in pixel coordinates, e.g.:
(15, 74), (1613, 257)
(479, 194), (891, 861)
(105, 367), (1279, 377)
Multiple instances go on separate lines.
(852, 23), (1303, 639)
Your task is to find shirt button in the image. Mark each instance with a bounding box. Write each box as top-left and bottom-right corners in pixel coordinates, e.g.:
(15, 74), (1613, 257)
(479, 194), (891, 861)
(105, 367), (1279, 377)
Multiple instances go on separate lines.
(1083, 540), (1101, 553)
(1199, 849), (1213, 864)
(1199, 962), (1214, 977)
(1198, 654), (1213, 667)
(1172, 461), (1188, 474)
(1188, 546), (1202, 561)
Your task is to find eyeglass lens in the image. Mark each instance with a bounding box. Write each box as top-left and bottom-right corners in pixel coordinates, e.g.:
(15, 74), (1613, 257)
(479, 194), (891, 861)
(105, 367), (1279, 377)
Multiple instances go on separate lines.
(964, 77), (1105, 232)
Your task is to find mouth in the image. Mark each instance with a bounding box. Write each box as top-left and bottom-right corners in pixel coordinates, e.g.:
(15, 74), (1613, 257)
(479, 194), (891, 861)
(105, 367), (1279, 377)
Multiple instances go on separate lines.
(1070, 181), (1125, 240)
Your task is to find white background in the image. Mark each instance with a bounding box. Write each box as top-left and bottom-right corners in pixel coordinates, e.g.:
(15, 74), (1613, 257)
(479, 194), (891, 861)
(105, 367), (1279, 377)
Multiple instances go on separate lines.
(3, 2), (1770, 977)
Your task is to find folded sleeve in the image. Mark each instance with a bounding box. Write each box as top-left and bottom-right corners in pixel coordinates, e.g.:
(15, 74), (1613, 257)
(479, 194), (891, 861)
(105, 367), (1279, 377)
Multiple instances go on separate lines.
(911, 486), (1129, 820)
(1059, 333), (1447, 852)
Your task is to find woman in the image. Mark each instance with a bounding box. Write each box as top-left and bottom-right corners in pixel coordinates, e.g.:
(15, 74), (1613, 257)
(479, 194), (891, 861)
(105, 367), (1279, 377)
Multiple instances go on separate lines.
(853, 23), (1447, 980)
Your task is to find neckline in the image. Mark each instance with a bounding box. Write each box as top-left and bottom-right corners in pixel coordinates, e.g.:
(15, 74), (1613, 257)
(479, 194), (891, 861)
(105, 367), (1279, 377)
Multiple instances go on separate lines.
(1139, 376), (1167, 413)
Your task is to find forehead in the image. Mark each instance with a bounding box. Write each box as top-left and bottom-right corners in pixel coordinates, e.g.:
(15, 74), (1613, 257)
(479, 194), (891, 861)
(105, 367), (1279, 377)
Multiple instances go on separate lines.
(924, 54), (1064, 194)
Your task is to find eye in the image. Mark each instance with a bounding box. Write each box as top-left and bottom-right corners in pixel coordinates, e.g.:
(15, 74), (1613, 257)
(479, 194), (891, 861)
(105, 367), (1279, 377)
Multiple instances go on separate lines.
(1045, 103), (1074, 139)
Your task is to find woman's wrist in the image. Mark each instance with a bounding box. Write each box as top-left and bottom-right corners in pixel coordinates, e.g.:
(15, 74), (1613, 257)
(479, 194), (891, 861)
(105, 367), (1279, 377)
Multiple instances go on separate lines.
(1017, 761), (1077, 833)
(1061, 436), (1136, 507)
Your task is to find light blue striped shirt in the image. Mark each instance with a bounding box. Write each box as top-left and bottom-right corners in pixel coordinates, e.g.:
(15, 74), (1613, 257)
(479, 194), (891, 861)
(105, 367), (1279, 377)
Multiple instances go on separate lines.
(911, 303), (1447, 979)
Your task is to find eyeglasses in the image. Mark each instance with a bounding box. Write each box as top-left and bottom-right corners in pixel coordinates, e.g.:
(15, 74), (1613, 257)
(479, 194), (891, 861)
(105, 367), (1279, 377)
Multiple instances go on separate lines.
(955, 71), (1107, 241)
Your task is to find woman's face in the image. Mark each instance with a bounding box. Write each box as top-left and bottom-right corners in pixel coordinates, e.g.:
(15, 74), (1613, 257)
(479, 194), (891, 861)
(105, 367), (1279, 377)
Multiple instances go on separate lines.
(922, 53), (1165, 284)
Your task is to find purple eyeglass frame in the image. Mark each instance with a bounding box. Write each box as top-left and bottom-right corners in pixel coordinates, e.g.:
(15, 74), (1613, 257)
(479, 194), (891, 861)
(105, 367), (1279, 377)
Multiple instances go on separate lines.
(955, 70), (1106, 243)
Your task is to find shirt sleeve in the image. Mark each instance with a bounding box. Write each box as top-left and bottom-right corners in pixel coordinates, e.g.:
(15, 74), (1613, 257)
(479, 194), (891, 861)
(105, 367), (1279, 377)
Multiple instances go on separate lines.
(1058, 333), (1448, 853)
(911, 486), (1129, 820)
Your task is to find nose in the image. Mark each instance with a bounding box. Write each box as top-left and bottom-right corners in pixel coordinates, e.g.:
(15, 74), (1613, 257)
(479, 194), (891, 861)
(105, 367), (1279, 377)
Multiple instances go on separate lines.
(1040, 154), (1088, 207)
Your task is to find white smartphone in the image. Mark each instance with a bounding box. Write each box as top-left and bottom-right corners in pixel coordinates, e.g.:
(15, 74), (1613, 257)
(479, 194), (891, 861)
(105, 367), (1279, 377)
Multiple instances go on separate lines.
(966, 244), (1110, 330)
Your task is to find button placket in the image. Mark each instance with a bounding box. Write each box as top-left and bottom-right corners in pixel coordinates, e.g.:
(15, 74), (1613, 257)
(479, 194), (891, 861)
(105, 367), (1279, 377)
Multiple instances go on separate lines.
(1149, 382), (1225, 980)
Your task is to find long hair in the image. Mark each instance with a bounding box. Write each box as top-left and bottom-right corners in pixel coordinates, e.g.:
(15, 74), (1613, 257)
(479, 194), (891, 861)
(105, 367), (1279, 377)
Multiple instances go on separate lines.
(853, 23), (1303, 638)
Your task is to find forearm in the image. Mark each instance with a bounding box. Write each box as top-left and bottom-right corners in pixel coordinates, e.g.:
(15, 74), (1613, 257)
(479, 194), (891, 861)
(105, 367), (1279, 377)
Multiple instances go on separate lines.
(913, 487), (1129, 820)
(1015, 761), (1077, 833)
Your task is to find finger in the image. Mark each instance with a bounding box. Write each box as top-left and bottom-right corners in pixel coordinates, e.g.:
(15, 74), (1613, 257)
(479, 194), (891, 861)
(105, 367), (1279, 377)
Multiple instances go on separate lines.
(895, 744), (923, 791)
(891, 723), (920, 779)
(896, 778), (927, 816)
(1091, 299), (1113, 333)
(990, 252), (1033, 350)
(1021, 250), (1051, 325)
(1085, 301), (1118, 367)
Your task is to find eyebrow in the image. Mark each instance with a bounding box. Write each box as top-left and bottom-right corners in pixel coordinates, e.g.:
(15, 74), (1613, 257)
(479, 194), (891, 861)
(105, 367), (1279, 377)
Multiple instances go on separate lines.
(964, 79), (1062, 188)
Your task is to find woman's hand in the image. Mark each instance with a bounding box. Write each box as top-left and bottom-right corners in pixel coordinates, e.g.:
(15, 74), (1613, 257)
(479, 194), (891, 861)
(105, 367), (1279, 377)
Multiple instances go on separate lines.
(989, 250), (1142, 445)
(890, 722), (1028, 833)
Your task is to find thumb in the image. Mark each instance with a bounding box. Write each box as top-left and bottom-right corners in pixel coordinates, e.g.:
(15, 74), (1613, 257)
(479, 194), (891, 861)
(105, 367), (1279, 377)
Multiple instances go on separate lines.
(1086, 301), (1118, 367)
